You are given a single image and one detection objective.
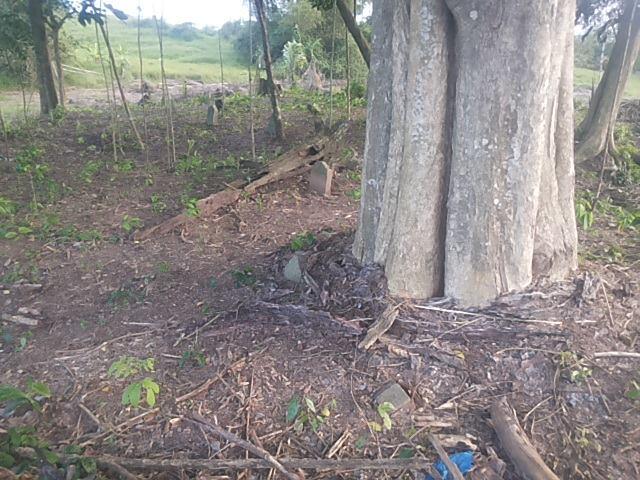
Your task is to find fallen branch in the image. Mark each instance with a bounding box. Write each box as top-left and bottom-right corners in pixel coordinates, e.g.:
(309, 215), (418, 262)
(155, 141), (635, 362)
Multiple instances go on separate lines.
(51, 454), (432, 472)
(593, 351), (640, 359)
(490, 397), (559, 480)
(188, 413), (301, 480)
(358, 304), (400, 350)
(135, 140), (330, 241)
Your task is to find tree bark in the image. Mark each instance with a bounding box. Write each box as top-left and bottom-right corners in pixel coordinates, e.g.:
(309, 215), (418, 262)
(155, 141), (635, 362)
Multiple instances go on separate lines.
(27, 0), (58, 115)
(336, 0), (370, 69)
(575, 0), (640, 164)
(253, 0), (284, 141)
(51, 27), (64, 106)
(355, 0), (577, 307)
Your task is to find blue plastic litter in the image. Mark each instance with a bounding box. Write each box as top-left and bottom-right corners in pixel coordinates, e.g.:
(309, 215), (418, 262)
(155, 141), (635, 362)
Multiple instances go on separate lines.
(425, 451), (474, 480)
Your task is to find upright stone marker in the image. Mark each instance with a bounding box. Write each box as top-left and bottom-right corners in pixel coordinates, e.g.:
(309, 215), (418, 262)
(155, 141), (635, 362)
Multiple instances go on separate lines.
(309, 161), (333, 197)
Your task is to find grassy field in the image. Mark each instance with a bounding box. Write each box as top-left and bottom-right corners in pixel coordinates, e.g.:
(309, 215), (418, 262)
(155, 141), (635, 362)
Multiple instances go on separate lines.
(575, 66), (640, 98)
(61, 17), (248, 88)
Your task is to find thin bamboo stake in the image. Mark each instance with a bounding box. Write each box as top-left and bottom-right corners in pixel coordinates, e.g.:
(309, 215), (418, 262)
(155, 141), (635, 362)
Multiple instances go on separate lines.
(248, 2), (256, 161)
(328, 0), (337, 129)
(98, 21), (145, 151)
(137, 2), (149, 165)
(218, 30), (225, 117)
(94, 20), (118, 163)
(154, 15), (176, 168)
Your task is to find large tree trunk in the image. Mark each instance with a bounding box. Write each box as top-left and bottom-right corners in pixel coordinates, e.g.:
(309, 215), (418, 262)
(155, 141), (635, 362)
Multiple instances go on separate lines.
(575, 0), (640, 164)
(336, 0), (370, 69)
(254, 0), (284, 141)
(354, 0), (577, 307)
(27, 0), (58, 115)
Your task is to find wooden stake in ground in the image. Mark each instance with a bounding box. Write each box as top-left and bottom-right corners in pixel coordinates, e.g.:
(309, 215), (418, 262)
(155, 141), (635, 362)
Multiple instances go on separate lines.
(137, 2), (149, 165)
(98, 22), (145, 151)
(94, 21), (118, 163)
(218, 30), (226, 117)
(154, 15), (177, 168)
(490, 397), (560, 480)
(247, 1), (257, 161)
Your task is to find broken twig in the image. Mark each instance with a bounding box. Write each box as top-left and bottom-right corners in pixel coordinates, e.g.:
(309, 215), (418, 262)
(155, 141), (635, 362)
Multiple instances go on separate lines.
(188, 413), (301, 480)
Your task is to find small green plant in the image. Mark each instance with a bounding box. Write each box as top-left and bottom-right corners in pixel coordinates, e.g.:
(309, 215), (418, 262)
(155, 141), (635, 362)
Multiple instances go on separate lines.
(232, 267), (256, 287)
(80, 160), (102, 183)
(121, 215), (143, 234)
(182, 197), (200, 218)
(179, 348), (207, 368)
(108, 356), (155, 379)
(0, 380), (51, 414)
(15, 146), (58, 207)
(290, 231), (316, 251)
(114, 159), (135, 173)
(626, 380), (640, 401)
(107, 286), (144, 308)
(369, 401), (395, 432)
(559, 351), (592, 384)
(347, 187), (362, 201)
(150, 194), (167, 213)
(286, 396), (334, 433)
(0, 196), (16, 217)
(121, 377), (160, 408)
(575, 198), (594, 230)
(156, 261), (171, 273)
(0, 426), (59, 472)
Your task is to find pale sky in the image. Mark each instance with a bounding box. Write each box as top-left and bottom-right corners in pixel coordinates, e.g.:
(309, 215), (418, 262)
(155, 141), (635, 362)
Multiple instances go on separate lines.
(107, 0), (247, 28)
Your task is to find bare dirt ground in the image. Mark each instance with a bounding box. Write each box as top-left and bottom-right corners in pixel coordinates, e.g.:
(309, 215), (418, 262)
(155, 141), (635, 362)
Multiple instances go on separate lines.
(1, 88), (639, 480)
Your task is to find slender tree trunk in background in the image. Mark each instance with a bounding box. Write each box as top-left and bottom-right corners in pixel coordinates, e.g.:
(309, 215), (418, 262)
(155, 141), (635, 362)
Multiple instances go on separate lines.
(354, 0), (577, 307)
(345, 10), (351, 121)
(248, 2), (256, 161)
(336, 0), (370, 69)
(52, 27), (64, 106)
(253, 0), (284, 141)
(27, 0), (58, 115)
(329, 2), (336, 129)
(575, 0), (640, 164)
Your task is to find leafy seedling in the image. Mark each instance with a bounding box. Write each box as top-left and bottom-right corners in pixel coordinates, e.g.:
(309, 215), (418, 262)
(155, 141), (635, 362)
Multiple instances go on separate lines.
(369, 401), (395, 432)
(290, 231), (316, 251)
(121, 377), (160, 408)
(287, 396), (334, 433)
(108, 356), (155, 379)
(0, 380), (51, 415)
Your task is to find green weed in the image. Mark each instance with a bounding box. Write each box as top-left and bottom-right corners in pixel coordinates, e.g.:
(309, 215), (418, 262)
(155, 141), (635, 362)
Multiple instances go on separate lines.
(290, 231), (316, 251)
(232, 267), (256, 287)
(108, 356), (155, 379)
(121, 215), (143, 234)
(286, 396), (334, 433)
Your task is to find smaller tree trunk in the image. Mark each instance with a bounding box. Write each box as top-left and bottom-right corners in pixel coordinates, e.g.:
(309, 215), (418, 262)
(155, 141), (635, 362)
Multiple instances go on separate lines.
(27, 0), (58, 115)
(336, 0), (370, 69)
(575, 0), (640, 163)
(52, 27), (64, 106)
(254, 0), (284, 141)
